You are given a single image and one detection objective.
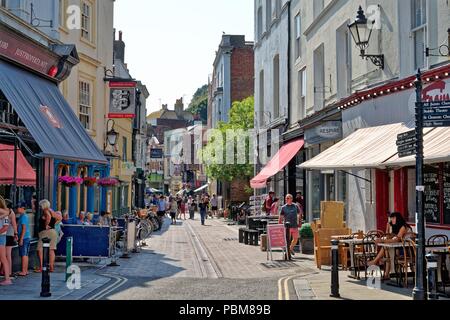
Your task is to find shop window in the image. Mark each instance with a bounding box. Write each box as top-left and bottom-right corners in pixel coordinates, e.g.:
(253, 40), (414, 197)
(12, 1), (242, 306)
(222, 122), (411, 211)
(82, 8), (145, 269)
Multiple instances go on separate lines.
(77, 166), (88, 214)
(57, 165), (70, 213)
(93, 170), (101, 213)
(0, 0), (6, 8)
(411, 0), (427, 70)
(81, 1), (92, 41)
(122, 137), (128, 161)
(424, 164), (440, 224)
(79, 81), (92, 130)
(298, 68), (306, 119)
(265, 0), (271, 31)
(259, 70), (265, 126)
(273, 54), (280, 119)
(443, 163), (450, 225)
(295, 13), (302, 59)
(257, 7), (263, 41)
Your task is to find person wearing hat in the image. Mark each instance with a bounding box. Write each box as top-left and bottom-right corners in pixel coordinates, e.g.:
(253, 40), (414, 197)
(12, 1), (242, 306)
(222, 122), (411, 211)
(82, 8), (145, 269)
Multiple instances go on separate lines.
(15, 202), (30, 277)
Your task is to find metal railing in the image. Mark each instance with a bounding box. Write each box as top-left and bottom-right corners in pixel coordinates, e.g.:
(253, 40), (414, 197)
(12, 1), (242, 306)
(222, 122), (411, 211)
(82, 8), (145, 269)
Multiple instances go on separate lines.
(112, 207), (130, 218)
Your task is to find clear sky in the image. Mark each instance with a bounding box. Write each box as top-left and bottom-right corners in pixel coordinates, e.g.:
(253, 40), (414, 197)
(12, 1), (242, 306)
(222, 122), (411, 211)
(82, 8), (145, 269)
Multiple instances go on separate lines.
(114, 0), (254, 114)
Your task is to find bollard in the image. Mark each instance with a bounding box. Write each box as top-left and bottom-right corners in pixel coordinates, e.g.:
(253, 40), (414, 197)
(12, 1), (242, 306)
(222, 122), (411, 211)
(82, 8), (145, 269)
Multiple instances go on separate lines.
(330, 239), (340, 298)
(40, 238), (52, 298)
(426, 253), (439, 300)
(285, 222), (291, 261)
(65, 237), (73, 282)
(121, 219), (130, 259)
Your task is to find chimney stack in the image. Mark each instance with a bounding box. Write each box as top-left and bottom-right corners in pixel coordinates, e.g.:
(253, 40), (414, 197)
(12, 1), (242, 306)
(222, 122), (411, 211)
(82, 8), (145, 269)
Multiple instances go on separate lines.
(114, 30), (126, 62)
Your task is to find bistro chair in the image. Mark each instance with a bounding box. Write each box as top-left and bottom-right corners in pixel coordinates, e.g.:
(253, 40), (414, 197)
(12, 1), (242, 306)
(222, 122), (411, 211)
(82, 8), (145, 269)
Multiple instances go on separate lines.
(427, 234), (449, 246)
(354, 233), (380, 280)
(366, 230), (385, 238)
(395, 239), (416, 288)
(427, 234), (450, 294)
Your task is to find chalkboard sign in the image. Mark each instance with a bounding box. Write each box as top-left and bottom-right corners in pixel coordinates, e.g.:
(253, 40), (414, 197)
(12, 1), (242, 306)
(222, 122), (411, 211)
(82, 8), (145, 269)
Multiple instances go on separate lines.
(424, 165), (440, 224)
(444, 163), (450, 225)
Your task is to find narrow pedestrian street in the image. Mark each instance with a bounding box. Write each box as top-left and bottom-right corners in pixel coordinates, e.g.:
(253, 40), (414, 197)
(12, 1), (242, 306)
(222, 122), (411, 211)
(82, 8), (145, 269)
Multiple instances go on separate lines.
(85, 215), (319, 300)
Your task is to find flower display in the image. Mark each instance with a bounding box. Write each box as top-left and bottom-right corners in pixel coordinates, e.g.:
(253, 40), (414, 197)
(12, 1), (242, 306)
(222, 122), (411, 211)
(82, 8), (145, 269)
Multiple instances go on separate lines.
(58, 176), (83, 187)
(97, 177), (119, 187)
(83, 177), (98, 187)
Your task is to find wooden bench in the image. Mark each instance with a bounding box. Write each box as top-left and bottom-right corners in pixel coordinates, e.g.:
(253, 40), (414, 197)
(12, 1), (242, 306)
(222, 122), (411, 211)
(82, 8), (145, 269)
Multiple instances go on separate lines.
(314, 227), (351, 269)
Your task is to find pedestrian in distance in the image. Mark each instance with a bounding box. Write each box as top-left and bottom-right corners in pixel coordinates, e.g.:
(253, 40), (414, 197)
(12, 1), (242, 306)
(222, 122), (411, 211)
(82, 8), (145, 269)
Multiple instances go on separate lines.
(5, 200), (18, 279)
(263, 191), (275, 215)
(15, 202), (31, 277)
(210, 194), (218, 218)
(36, 200), (62, 273)
(169, 196), (178, 225)
(279, 194), (301, 257)
(188, 196), (195, 220)
(199, 196), (209, 226)
(180, 196), (187, 220)
(270, 198), (280, 216)
(0, 196), (12, 286)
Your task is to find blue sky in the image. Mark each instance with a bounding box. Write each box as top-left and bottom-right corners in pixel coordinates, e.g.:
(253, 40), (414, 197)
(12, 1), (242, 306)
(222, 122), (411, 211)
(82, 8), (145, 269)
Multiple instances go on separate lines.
(114, 0), (254, 114)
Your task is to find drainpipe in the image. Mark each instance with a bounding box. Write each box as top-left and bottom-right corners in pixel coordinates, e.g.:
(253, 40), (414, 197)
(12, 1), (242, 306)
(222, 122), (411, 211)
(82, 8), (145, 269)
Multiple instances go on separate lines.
(283, 1), (292, 198)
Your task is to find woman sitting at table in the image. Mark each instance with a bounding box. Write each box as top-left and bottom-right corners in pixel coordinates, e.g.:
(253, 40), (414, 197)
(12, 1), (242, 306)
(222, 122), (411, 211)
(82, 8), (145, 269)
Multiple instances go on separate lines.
(368, 212), (413, 279)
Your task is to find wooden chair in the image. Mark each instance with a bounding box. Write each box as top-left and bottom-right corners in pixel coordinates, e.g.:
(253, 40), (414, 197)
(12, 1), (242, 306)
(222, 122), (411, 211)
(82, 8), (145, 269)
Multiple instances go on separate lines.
(366, 230), (385, 238)
(395, 239), (416, 288)
(427, 234), (450, 293)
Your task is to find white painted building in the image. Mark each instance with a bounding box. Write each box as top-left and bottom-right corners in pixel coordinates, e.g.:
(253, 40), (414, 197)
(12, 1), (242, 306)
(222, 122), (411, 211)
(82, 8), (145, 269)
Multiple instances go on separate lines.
(293, 0), (450, 237)
(254, 0), (290, 197)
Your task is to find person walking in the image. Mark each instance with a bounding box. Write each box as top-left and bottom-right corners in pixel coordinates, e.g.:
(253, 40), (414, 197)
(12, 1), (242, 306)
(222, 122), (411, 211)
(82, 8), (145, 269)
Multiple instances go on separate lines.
(279, 194), (301, 257)
(0, 197), (12, 285)
(169, 196), (178, 225)
(210, 195), (218, 218)
(5, 202), (18, 278)
(188, 196), (195, 220)
(180, 196), (187, 220)
(263, 191), (275, 215)
(199, 196), (209, 226)
(270, 198), (280, 216)
(36, 200), (61, 273)
(157, 195), (166, 220)
(15, 202), (30, 277)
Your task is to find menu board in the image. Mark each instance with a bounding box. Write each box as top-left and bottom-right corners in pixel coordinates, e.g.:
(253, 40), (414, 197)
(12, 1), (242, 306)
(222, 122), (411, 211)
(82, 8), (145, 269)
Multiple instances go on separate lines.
(444, 163), (450, 225)
(424, 165), (440, 224)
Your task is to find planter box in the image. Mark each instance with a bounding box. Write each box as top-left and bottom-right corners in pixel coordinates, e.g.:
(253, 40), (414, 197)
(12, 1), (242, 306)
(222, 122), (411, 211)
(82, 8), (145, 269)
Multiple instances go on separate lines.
(300, 238), (314, 254)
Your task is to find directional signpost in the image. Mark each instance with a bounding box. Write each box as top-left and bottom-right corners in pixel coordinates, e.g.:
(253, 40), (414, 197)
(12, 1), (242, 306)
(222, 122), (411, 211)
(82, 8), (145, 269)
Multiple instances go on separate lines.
(422, 100), (450, 128)
(397, 130), (416, 158)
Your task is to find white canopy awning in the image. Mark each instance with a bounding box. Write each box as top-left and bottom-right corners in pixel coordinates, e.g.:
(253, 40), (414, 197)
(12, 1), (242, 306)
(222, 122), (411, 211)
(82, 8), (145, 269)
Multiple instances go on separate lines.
(383, 127), (450, 167)
(299, 123), (417, 170)
(194, 184), (209, 193)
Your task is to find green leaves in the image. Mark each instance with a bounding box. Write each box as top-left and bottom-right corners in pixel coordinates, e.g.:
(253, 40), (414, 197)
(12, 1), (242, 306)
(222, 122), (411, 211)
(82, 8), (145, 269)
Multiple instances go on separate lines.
(187, 85), (208, 122)
(201, 97), (255, 182)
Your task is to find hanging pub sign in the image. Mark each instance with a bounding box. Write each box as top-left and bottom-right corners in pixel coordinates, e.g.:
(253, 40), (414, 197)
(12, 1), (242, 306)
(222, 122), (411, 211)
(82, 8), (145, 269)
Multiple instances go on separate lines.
(108, 81), (137, 118)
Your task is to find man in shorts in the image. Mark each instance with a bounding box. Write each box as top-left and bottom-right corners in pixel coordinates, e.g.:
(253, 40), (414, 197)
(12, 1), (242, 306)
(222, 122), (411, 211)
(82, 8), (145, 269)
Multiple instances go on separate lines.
(279, 194), (301, 257)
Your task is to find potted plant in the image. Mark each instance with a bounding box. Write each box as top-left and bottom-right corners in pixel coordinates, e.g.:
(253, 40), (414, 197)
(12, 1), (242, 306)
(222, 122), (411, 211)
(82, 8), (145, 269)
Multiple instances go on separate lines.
(58, 176), (83, 187)
(97, 177), (119, 187)
(83, 177), (98, 187)
(299, 223), (314, 254)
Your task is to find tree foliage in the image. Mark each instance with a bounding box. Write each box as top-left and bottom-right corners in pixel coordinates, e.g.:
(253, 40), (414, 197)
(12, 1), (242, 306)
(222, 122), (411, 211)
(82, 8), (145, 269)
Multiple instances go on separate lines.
(187, 84), (208, 123)
(201, 97), (255, 182)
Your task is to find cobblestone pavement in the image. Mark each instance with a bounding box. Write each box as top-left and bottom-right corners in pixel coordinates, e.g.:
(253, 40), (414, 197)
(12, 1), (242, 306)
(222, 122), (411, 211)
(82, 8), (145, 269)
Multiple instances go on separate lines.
(89, 215), (319, 300)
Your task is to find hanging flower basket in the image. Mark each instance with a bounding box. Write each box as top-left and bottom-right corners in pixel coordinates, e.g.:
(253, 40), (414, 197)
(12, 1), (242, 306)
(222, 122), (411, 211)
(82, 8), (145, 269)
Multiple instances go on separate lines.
(97, 177), (119, 187)
(83, 177), (98, 187)
(58, 176), (83, 187)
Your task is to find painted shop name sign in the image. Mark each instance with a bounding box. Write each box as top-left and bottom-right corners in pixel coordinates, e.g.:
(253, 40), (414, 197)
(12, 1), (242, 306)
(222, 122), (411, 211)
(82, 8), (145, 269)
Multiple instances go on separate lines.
(0, 24), (59, 76)
(305, 121), (343, 145)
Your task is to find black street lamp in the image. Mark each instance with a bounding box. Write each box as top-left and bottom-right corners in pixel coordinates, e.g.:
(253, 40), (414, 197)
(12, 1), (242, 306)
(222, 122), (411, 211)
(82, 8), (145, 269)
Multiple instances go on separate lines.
(106, 119), (119, 147)
(348, 6), (384, 70)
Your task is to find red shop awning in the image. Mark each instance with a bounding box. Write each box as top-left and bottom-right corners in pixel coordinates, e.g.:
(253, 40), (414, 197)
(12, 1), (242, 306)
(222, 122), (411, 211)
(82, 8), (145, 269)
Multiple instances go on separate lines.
(250, 138), (304, 189)
(0, 144), (36, 187)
